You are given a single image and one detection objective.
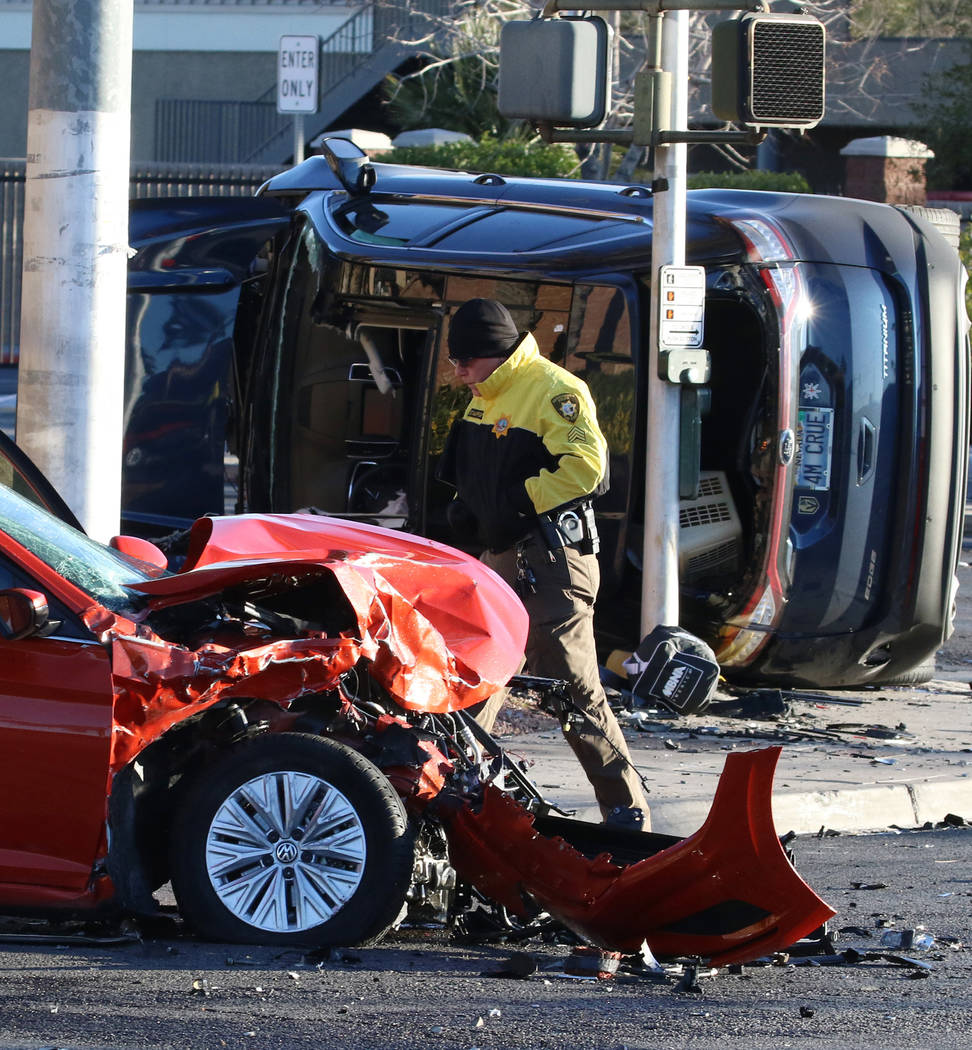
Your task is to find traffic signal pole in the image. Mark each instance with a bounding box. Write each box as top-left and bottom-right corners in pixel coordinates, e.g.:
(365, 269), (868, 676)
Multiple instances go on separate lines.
(17, 0), (133, 541)
(641, 11), (688, 634)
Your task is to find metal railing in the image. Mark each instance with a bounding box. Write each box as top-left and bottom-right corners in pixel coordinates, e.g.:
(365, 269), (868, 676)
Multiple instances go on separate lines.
(155, 98), (290, 165)
(0, 160), (25, 365)
(0, 160), (281, 364)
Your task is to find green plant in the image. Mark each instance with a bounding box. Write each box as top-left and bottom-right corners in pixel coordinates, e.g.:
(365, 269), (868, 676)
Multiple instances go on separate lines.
(687, 170), (812, 193)
(375, 137), (580, 179)
(913, 41), (972, 191)
(383, 56), (516, 141)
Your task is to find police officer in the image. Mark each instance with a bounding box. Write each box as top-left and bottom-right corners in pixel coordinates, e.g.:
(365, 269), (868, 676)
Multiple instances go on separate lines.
(438, 298), (649, 829)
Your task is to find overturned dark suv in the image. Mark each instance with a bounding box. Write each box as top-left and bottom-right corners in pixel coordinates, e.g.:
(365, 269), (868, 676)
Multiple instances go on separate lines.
(124, 141), (970, 687)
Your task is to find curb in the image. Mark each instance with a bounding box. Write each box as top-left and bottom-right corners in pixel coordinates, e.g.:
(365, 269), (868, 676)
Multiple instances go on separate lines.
(618, 777), (972, 838)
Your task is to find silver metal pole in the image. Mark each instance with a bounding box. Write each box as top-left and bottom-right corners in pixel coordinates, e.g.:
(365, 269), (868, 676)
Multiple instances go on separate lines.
(293, 114), (305, 165)
(641, 10), (688, 635)
(17, 0), (133, 540)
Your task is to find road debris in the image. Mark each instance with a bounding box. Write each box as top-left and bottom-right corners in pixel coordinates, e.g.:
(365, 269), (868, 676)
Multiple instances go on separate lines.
(190, 977), (211, 997)
(677, 965), (704, 994)
(880, 930), (935, 950)
(564, 946), (622, 979)
(483, 952), (540, 979)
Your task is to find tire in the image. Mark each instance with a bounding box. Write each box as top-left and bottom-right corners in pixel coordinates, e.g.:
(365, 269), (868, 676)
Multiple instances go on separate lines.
(170, 733), (415, 947)
(897, 205), (962, 250)
(880, 664), (935, 687)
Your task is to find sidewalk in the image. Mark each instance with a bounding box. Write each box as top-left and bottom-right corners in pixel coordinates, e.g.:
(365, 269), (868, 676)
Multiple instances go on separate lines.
(502, 682), (972, 836)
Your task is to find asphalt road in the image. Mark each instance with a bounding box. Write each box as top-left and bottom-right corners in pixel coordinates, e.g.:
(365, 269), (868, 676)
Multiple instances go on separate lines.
(0, 827), (969, 1050)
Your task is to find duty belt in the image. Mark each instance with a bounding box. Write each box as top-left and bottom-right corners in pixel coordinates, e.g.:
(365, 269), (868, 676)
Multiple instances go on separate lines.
(537, 500), (600, 556)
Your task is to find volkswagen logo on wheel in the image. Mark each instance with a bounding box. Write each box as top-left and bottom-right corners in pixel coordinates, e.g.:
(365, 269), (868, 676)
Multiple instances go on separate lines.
(275, 840), (299, 864)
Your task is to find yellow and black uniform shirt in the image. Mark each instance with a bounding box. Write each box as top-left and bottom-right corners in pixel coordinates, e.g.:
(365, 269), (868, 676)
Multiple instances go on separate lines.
(438, 333), (608, 553)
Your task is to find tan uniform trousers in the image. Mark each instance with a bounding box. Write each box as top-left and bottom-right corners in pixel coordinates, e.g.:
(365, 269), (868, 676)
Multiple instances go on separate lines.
(479, 538), (649, 823)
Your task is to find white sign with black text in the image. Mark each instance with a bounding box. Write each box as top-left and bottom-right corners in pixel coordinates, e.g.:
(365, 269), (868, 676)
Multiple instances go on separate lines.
(277, 35), (319, 114)
(659, 265), (706, 349)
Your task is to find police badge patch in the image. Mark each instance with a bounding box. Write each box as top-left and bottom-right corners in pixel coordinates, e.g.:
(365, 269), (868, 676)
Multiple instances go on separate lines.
(551, 393), (580, 421)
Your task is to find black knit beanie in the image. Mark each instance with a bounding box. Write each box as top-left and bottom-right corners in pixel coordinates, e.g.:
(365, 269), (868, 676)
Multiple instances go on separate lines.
(447, 298), (521, 361)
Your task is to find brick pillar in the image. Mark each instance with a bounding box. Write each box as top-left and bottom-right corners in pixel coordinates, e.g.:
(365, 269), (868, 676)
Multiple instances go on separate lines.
(839, 136), (934, 205)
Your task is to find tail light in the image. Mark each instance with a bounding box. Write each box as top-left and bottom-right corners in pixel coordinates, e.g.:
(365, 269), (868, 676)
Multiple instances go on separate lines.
(716, 217), (805, 667)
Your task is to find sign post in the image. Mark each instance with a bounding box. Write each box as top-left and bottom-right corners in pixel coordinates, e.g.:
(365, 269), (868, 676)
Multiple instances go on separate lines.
(277, 34), (319, 165)
(641, 11), (689, 636)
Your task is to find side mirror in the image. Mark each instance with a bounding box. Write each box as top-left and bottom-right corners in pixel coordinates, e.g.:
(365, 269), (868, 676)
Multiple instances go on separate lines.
(110, 534), (169, 571)
(0, 588), (50, 641)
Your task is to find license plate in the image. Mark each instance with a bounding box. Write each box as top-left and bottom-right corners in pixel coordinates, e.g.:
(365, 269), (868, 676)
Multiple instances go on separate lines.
(797, 407), (834, 491)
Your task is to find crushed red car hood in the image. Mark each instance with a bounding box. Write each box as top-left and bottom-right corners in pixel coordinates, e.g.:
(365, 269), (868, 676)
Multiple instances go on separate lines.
(98, 513), (527, 770)
(181, 513), (528, 695)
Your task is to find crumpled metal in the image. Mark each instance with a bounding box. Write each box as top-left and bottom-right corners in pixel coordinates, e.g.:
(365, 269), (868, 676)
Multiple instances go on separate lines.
(90, 512), (528, 772)
(440, 746), (836, 965)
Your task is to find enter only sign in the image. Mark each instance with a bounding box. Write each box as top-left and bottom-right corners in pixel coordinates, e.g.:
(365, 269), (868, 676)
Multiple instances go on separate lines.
(277, 35), (319, 114)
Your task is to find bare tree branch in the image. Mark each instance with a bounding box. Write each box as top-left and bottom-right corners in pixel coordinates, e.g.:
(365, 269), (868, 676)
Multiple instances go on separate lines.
(382, 1), (960, 162)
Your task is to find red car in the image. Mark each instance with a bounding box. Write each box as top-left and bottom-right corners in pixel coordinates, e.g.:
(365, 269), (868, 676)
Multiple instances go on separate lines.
(0, 432), (832, 963)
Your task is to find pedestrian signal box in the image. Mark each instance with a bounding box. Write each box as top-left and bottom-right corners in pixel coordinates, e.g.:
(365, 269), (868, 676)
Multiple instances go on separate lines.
(711, 13), (825, 129)
(498, 17), (613, 128)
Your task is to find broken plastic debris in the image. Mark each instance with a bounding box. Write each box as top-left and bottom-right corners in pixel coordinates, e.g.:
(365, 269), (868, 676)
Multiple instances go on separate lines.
(564, 946), (622, 979)
(638, 939), (666, 974)
(483, 952), (539, 979)
(880, 930), (934, 951)
(190, 978), (210, 997)
(677, 965), (703, 994)
(788, 951), (860, 967)
(882, 953), (934, 970)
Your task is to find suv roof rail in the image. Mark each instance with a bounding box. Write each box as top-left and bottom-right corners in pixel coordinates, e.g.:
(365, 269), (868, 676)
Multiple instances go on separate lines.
(259, 150), (657, 225)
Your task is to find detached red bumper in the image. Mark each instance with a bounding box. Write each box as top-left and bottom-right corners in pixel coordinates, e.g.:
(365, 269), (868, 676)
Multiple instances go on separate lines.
(442, 747), (834, 965)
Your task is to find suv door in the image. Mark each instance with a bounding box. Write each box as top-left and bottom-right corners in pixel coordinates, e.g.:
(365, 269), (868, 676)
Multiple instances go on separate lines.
(125, 197), (290, 533)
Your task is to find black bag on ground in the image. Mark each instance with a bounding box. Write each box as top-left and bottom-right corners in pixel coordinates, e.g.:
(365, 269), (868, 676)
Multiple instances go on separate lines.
(624, 625), (719, 715)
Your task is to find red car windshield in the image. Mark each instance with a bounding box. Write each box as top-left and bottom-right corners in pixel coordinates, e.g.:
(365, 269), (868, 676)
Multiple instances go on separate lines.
(0, 483), (160, 612)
